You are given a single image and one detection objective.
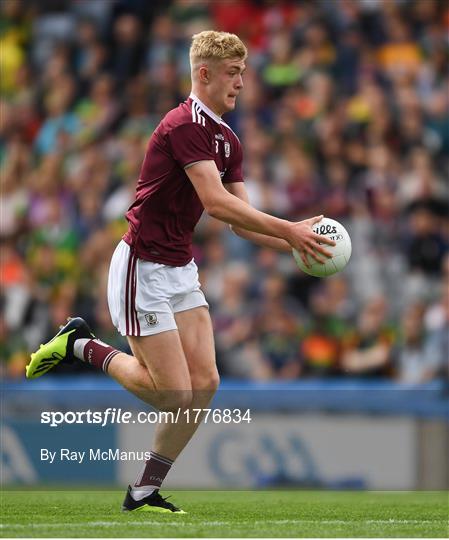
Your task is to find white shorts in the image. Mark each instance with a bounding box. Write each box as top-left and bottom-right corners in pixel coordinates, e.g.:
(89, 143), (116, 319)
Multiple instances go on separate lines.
(107, 240), (208, 336)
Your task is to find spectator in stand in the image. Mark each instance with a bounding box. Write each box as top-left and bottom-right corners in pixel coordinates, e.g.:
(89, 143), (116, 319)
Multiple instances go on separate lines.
(0, 1), (31, 97)
(322, 160), (352, 220)
(74, 18), (109, 93)
(262, 30), (301, 98)
(424, 254), (449, 333)
(397, 147), (448, 211)
(253, 273), (302, 379)
(423, 295), (449, 382)
(403, 203), (447, 302)
(0, 311), (28, 378)
(213, 263), (263, 380)
(199, 236), (227, 307)
(423, 256), (449, 381)
(392, 302), (442, 384)
(34, 81), (79, 155)
(74, 74), (121, 145)
(301, 283), (351, 378)
(108, 14), (145, 87)
(376, 15), (422, 80)
(0, 139), (28, 240)
(277, 143), (323, 220)
(341, 296), (395, 378)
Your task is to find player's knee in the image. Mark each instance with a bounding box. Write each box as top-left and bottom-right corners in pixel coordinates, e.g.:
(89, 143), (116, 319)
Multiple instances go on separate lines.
(191, 369), (220, 392)
(209, 370), (221, 392)
(157, 389), (193, 412)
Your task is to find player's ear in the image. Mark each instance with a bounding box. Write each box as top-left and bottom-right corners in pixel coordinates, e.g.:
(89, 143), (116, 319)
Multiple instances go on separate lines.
(199, 65), (209, 84)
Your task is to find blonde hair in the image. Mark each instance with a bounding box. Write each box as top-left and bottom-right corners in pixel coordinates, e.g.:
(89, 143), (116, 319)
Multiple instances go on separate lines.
(190, 30), (247, 68)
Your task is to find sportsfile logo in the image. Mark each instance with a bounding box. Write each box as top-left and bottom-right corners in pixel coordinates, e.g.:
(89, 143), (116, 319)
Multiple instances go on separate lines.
(40, 408), (175, 427)
(40, 408), (251, 427)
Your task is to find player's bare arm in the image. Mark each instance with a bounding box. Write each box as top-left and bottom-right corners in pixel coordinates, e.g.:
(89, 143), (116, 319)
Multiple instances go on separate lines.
(224, 181), (292, 253)
(185, 160), (335, 265)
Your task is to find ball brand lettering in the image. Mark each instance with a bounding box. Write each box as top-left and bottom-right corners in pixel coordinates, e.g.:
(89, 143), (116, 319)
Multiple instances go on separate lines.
(329, 234), (343, 241)
(314, 224), (337, 235)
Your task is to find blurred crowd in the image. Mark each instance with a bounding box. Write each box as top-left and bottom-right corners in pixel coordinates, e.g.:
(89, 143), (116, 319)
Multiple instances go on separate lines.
(1, 0), (448, 382)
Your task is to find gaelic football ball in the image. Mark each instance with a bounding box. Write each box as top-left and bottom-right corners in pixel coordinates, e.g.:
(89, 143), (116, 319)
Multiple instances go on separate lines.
(292, 218), (352, 277)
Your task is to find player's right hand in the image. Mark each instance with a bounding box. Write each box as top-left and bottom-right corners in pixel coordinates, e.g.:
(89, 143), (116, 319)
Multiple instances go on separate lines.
(286, 215), (336, 268)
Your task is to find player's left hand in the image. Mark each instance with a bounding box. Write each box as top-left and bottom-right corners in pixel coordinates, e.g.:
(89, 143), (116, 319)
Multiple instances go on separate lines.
(286, 215), (336, 268)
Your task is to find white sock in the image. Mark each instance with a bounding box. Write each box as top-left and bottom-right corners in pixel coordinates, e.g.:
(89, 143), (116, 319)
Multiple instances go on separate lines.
(130, 487), (156, 500)
(73, 338), (89, 360)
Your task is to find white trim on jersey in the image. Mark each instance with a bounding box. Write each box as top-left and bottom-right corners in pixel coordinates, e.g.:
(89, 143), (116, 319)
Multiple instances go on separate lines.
(190, 92), (222, 124)
(194, 103), (206, 126)
(191, 100), (205, 126)
(189, 92), (241, 141)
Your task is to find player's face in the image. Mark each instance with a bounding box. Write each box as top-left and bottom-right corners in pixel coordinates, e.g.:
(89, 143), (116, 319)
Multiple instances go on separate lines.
(209, 58), (245, 115)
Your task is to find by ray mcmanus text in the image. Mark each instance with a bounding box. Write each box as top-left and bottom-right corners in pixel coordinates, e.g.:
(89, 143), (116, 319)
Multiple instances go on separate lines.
(40, 448), (152, 464)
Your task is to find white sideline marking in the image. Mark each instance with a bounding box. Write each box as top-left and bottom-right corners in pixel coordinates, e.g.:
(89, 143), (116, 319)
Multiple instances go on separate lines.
(0, 518), (442, 529)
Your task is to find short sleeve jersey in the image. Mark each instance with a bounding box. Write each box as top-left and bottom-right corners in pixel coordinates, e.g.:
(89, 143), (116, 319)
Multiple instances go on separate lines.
(123, 93), (243, 266)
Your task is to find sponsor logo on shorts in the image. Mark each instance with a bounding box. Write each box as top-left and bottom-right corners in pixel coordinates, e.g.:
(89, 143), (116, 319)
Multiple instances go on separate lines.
(145, 313), (158, 326)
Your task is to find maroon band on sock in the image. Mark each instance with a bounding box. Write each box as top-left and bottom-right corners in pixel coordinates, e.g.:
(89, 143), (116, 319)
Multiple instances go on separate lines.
(83, 339), (120, 373)
(134, 451), (173, 489)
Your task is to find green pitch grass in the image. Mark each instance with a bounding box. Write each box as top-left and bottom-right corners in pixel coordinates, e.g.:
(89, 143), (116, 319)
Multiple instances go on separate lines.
(1, 490), (448, 537)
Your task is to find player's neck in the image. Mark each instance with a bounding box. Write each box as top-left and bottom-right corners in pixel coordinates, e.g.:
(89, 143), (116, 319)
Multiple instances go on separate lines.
(190, 89), (223, 118)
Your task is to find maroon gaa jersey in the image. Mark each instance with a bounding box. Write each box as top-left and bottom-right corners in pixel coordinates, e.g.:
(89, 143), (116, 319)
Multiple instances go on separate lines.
(123, 93), (244, 266)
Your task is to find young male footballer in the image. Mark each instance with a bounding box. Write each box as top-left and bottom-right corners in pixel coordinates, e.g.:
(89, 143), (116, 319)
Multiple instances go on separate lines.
(27, 31), (334, 513)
